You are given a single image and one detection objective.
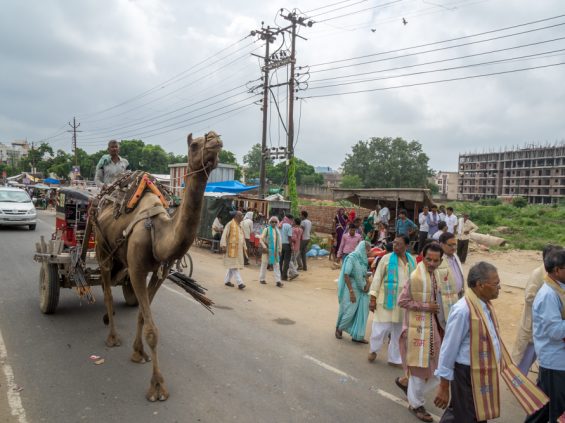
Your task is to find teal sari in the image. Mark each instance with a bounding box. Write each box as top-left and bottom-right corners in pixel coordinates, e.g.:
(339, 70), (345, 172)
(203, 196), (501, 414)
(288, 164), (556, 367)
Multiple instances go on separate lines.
(336, 241), (370, 341)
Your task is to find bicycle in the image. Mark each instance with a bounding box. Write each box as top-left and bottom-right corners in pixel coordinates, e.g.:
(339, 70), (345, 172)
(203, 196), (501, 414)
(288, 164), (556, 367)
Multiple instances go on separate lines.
(174, 252), (193, 278)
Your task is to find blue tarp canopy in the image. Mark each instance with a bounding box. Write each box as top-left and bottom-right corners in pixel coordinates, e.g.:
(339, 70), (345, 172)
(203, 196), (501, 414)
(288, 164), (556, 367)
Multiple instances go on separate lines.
(205, 180), (258, 194)
(44, 178), (60, 184)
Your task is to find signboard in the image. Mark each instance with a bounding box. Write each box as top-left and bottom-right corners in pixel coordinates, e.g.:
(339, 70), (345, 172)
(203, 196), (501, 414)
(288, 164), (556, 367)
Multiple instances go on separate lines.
(72, 166), (81, 175)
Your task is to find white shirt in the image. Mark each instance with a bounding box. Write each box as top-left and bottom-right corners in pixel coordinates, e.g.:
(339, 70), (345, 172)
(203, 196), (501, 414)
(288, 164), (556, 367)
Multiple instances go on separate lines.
(241, 218), (253, 239)
(445, 214), (458, 234)
(432, 230), (443, 241)
(418, 212), (429, 232)
(379, 207), (390, 224)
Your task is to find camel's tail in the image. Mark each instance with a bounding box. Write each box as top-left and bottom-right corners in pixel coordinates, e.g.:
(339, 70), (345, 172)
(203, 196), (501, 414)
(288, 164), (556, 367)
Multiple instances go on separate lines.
(166, 272), (214, 314)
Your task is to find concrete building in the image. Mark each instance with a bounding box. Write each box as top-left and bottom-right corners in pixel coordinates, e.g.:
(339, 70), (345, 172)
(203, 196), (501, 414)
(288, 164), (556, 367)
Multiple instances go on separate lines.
(458, 143), (565, 204)
(169, 162), (236, 196)
(314, 166), (342, 188)
(430, 171), (459, 201)
(0, 141), (29, 165)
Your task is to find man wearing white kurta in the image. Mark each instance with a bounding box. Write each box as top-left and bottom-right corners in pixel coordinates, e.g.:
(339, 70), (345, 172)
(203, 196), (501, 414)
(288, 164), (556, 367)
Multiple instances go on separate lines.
(220, 211), (247, 289)
(368, 234), (416, 366)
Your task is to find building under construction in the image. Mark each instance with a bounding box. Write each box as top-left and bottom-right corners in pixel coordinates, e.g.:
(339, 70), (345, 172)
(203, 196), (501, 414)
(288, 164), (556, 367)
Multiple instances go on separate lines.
(458, 143), (565, 204)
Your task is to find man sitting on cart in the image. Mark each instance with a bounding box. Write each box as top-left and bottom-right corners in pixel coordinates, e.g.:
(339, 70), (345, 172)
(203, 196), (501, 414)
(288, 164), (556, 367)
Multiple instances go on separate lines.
(94, 139), (129, 188)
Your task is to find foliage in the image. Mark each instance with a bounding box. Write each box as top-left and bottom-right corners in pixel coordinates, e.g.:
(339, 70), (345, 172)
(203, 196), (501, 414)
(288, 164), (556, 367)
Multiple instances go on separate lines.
(479, 198), (502, 206)
(512, 196), (528, 208)
(288, 157), (299, 216)
(427, 181), (439, 195)
(445, 201), (565, 251)
(340, 174), (363, 188)
(243, 143), (272, 180)
(342, 137), (432, 188)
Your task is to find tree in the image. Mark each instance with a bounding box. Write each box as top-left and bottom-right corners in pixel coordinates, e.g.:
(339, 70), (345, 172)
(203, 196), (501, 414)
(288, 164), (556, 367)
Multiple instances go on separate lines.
(243, 143), (272, 181)
(119, 139), (145, 170)
(342, 137), (432, 188)
(340, 174), (363, 188)
(141, 144), (170, 173)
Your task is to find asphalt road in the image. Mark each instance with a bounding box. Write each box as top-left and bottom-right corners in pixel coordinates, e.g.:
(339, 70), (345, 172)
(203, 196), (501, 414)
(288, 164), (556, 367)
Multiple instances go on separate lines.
(0, 211), (527, 423)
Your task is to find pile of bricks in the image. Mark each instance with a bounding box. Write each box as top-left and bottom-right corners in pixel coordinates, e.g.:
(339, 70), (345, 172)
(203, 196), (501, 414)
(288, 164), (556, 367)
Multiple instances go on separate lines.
(300, 205), (372, 234)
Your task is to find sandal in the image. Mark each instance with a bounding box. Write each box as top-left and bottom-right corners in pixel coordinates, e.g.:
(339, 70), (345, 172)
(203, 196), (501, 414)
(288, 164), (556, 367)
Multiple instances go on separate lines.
(335, 328), (343, 339)
(352, 338), (369, 344)
(409, 406), (433, 422)
(225, 282), (235, 287)
(395, 377), (408, 396)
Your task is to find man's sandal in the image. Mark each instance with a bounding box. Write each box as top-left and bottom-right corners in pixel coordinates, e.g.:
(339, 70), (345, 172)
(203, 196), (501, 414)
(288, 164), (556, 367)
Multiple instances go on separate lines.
(409, 406), (433, 422)
(395, 377), (408, 395)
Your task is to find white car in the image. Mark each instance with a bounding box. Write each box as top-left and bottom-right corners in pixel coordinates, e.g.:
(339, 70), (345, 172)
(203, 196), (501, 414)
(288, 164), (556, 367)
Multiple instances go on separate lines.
(0, 187), (37, 230)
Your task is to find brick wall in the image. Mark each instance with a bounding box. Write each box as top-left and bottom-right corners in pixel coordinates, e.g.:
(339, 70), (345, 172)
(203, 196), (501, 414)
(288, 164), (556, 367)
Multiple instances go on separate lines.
(300, 205), (373, 234)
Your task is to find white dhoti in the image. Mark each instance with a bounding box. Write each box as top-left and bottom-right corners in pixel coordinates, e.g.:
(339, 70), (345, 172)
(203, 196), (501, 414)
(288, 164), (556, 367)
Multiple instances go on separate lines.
(259, 256), (281, 283)
(369, 321), (402, 364)
(224, 268), (244, 286)
(407, 375), (439, 409)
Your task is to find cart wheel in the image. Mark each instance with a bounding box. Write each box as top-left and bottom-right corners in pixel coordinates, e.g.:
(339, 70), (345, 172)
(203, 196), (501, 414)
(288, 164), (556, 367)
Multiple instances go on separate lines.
(175, 252), (193, 278)
(122, 282), (138, 306)
(39, 263), (60, 314)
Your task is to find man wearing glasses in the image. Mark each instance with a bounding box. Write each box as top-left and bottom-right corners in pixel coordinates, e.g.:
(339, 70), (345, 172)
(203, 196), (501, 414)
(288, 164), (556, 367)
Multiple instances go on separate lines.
(438, 232), (465, 305)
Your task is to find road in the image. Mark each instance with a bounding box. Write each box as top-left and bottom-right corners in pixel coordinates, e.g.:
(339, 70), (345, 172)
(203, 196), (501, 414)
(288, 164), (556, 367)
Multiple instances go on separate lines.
(0, 211), (527, 423)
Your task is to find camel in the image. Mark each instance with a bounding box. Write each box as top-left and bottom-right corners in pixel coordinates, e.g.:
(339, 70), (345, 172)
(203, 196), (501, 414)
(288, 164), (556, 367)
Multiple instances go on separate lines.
(94, 131), (222, 401)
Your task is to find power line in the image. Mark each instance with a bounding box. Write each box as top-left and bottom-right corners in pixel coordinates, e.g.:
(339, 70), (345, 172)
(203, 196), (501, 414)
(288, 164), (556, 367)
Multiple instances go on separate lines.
(306, 14), (565, 69)
(307, 36), (565, 84)
(304, 0), (360, 14)
(314, 0), (404, 23)
(308, 0), (370, 18)
(307, 47), (565, 90)
(298, 61), (565, 99)
(78, 35), (253, 120)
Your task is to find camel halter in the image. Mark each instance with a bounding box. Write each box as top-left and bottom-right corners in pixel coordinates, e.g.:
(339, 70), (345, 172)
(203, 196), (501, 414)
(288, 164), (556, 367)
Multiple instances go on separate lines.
(182, 132), (219, 180)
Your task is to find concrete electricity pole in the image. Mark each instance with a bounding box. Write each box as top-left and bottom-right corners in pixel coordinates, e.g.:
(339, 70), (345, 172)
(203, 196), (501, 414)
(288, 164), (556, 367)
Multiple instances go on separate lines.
(67, 117), (81, 166)
(251, 25), (277, 198)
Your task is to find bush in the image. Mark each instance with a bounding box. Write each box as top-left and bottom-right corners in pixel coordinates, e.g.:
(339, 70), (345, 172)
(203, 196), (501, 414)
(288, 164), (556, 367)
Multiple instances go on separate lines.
(473, 208), (497, 225)
(479, 198), (502, 206)
(512, 196), (528, 208)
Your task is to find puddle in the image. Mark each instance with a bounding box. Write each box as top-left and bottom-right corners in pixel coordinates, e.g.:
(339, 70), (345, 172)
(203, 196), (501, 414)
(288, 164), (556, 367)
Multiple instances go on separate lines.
(273, 318), (295, 325)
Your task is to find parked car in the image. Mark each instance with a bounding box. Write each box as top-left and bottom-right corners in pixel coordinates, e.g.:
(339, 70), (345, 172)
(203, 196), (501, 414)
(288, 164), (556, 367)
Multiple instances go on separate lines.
(0, 186), (37, 230)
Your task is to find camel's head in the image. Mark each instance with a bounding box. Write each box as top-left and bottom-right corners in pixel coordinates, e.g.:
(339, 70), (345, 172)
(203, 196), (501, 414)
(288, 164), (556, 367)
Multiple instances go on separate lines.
(186, 130), (223, 174)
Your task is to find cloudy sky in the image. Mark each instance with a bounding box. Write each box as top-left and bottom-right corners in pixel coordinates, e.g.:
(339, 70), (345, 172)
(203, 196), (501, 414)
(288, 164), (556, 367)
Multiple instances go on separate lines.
(1, 0), (564, 172)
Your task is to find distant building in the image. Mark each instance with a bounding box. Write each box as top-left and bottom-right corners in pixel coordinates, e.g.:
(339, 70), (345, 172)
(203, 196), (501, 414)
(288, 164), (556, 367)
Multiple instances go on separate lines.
(169, 162), (236, 196)
(0, 140), (29, 165)
(430, 171), (458, 201)
(314, 166), (342, 188)
(458, 143), (565, 204)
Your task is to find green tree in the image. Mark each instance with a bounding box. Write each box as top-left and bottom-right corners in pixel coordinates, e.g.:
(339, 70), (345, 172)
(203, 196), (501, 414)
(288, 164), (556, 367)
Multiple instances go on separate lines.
(243, 143), (272, 181)
(342, 137), (432, 188)
(141, 144), (169, 173)
(48, 150), (73, 178)
(118, 139), (145, 170)
(340, 174), (363, 188)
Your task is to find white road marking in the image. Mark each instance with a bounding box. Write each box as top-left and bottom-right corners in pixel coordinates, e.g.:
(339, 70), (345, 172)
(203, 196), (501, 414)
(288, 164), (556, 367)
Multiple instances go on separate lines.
(162, 283), (198, 304)
(303, 355), (359, 382)
(0, 328), (28, 423)
(303, 355), (440, 422)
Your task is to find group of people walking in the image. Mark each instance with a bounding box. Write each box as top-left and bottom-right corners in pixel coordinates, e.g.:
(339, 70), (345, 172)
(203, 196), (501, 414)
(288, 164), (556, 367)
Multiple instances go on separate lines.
(335, 227), (564, 422)
(218, 209), (312, 289)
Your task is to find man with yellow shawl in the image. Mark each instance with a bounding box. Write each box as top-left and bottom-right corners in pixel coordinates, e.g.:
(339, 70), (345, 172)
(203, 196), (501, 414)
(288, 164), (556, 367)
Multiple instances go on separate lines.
(220, 211), (247, 290)
(434, 262), (549, 423)
(397, 242), (446, 422)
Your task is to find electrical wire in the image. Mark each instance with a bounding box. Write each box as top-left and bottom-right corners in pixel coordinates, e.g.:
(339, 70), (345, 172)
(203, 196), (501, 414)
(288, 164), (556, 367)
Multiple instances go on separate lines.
(307, 47), (565, 90)
(304, 0), (360, 14)
(314, 0), (405, 23)
(307, 14), (565, 68)
(298, 61), (565, 99)
(308, 0), (370, 18)
(308, 36), (565, 83)
(78, 35), (253, 119)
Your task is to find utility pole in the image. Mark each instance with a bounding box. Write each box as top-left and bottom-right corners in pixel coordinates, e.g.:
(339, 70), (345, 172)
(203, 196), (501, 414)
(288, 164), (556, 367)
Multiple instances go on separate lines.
(280, 10), (313, 213)
(67, 117), (81, 166)
(251, 25), (277, 198)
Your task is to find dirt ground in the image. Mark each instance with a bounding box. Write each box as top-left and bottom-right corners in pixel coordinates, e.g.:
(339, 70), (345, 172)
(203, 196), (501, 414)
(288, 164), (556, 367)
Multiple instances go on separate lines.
(190, 244), (542, 351)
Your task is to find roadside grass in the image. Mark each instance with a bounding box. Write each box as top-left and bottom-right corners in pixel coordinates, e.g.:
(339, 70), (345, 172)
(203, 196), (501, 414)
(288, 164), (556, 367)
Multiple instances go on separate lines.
(445, 201), (565, 250)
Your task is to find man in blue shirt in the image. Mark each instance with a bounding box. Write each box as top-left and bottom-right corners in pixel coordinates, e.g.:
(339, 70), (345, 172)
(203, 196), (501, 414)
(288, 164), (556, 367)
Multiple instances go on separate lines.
(279, 214), (294, 281)
(395, 209), (417, 238)
(526, 249), (565, 423)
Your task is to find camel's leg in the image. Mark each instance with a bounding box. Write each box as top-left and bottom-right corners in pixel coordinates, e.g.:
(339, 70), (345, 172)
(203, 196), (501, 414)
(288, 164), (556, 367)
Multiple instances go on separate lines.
(100, 266), (121, 347)
(130, 269), (169, 401)
(131, 273), (163, 364)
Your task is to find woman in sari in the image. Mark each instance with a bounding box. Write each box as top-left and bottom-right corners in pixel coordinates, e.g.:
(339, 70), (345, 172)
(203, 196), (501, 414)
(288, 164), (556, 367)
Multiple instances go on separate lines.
(335, 241), (372, 343)
(334, 208), (348, 257)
